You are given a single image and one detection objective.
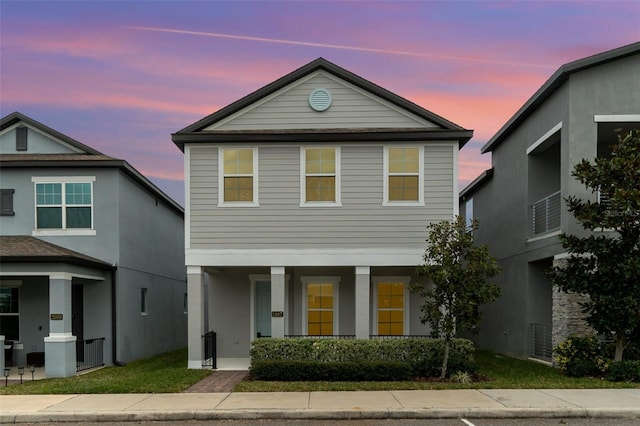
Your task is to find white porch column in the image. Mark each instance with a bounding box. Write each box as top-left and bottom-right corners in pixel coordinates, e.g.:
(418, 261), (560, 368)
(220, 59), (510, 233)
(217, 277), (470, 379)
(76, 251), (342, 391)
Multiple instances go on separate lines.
(45, 273), (76, 378)
(0, 335), (5, 372)
(187, 266), (205, 369)
(355, 266), (371, 340)
(270, 266), (286, 338)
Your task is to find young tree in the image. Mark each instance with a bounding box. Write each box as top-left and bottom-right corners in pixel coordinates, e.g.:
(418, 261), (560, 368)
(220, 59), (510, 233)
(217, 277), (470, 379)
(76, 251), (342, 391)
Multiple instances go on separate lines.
(548, 130), (640, 362)
(413, 216), (501, 378)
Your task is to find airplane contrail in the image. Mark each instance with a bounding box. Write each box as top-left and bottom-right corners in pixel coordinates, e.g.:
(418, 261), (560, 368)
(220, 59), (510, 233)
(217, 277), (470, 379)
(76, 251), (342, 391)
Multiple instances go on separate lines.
(125, 26), (554, 69)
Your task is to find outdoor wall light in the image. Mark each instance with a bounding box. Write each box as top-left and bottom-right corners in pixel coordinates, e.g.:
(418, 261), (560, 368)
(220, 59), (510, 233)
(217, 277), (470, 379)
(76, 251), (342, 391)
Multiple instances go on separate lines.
(30, 365), (35, 381)
(3, 368), (9, 386)
(18, 366), (24, 384)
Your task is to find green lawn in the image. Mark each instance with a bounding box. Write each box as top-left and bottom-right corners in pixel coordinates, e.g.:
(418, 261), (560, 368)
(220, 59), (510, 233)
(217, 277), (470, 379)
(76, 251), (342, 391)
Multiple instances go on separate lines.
(1, 348), (637, 395)
(0, 348), (211, 395)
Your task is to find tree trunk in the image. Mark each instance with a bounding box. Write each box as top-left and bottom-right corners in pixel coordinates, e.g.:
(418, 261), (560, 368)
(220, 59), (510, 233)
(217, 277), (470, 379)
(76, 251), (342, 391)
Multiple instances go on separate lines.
(614, 335), (625, 362)
(440, 338), (450, 379)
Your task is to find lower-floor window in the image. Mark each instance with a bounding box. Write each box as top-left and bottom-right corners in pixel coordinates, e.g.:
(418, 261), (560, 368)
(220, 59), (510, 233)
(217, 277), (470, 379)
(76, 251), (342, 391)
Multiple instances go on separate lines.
(374, 277), (409, 336)
(0, 286), (20, 340)
(303, 277), (340, 336)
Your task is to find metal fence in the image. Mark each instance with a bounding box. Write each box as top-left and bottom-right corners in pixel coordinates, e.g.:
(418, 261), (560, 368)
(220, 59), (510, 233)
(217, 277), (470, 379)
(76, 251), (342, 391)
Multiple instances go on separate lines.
(202, 331), (216, 369)
(370, 335), (432, 340)
(76, 337), (105, 372)
(531, 191), (561, 236)
(530, 323), (553, 361)
(285, 335), (356, 339)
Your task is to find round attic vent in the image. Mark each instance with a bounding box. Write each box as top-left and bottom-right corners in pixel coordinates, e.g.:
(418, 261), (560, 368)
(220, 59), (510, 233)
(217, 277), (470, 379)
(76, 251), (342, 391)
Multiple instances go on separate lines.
(308, 88), (332, 112)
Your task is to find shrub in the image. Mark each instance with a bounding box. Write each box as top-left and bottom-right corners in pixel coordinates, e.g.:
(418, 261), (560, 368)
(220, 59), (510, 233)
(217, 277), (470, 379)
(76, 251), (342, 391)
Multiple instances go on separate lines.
(605, 361), (640, 382)
(249, 337), (476, 379)
(554, 334), (608, 377)
(250, 360), (412, 381)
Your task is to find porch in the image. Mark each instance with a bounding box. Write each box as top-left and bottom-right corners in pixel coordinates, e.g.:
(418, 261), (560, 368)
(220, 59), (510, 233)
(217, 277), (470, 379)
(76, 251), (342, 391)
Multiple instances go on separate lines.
(188, 265), (434, 370)
(0, 236), (115, 378)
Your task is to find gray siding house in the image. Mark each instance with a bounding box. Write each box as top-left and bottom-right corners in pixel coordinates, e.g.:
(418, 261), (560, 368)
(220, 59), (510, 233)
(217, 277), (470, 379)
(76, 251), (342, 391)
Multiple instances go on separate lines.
(173, 58), (472, 369)
(460, 42), (639, 361)
(0, 112), (187, 377)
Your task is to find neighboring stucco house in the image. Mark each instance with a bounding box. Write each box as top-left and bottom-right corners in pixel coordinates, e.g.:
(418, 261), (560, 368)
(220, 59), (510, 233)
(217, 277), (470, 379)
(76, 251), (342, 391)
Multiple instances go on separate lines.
(0, 112), (187, 377)
(173, 58), (472, 369)
(460, 42), (639, 362)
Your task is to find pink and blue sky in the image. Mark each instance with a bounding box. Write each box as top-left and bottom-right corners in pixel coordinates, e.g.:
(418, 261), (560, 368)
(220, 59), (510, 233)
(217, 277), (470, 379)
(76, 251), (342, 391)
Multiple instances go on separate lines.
(2, 1), (639, 205)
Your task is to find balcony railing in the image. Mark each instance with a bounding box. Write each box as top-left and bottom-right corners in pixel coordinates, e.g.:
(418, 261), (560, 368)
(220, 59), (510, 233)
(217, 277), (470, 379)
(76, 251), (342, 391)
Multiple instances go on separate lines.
(530, 323), (552, 361)
(76, 337), (105, 372)
(531, 191), (561, 236)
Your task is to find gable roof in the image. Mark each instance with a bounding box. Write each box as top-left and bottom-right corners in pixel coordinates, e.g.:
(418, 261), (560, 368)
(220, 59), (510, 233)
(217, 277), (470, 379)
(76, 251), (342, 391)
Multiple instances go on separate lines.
(172, 57), (472, 150)
(0, 112), (184, 216)
(1, 111), (104, 155)
(0, 236), (115, 271)
(482, 42), (640, 154)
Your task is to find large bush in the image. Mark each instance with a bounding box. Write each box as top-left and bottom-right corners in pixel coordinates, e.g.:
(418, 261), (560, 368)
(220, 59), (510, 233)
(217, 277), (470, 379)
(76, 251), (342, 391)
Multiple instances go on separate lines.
(249, 338), (476, 380)
(554, 334), (608, 377)
(605, 361), (640, 382)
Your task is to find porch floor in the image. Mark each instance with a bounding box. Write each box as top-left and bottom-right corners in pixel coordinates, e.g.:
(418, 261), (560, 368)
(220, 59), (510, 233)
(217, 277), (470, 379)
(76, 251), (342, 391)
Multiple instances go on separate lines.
(183, 370), (248, 393)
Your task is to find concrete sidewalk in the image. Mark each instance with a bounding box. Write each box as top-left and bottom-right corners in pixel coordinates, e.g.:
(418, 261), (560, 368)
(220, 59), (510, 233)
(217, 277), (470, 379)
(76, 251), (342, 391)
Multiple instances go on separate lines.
(1, 389), (639, 422)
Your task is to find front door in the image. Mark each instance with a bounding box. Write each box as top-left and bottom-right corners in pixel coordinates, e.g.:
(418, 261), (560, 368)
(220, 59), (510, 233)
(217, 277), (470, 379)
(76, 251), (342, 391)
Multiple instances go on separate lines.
(254, 280), (271, 338)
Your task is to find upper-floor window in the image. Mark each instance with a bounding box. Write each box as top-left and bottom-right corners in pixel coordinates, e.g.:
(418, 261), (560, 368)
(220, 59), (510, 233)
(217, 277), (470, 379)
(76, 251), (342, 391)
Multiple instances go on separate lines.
(300, 147), (341, 207)
(219, 148), (258, 207)
(383, 146), (424, 205)
(32, 177), (95, 235)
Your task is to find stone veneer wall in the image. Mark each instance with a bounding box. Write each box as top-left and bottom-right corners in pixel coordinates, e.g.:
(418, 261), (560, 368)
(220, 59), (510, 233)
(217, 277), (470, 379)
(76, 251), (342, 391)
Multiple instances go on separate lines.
(551, 258), (594, 360)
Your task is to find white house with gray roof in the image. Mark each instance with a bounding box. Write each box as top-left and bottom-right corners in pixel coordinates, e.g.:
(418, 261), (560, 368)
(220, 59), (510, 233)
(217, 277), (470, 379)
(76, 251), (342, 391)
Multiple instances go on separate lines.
(173, 58), (472, 369)
(0, 112), (187, 377)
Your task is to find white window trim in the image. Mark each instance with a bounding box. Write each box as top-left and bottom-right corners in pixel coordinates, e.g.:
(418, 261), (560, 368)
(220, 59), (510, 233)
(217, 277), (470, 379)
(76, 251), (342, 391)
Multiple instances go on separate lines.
(383, 146), (425, 206)
(300, 146), (342, 207)
(372, 276), (410, 336)
(31, 176), (96, 236)
(301, 276), (340, 335)
(218, 147), (259, 207)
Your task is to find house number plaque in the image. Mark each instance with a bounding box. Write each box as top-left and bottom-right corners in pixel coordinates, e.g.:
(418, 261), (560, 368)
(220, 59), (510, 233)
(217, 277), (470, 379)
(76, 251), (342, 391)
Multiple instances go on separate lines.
(50, 313), (63, 320)
(271, 311), (284, 317)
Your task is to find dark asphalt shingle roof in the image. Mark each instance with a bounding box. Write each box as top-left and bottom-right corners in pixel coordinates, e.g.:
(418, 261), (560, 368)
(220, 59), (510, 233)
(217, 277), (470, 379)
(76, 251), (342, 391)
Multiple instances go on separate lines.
(0, 236), (115, 270)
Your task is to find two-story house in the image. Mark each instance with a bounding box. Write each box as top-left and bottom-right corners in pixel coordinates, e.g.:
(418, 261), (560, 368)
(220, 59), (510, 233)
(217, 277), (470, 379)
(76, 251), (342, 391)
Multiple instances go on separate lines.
(460, 42), (639, 362)
(0, 112), (187, 377)
(173, 58), (472, 369)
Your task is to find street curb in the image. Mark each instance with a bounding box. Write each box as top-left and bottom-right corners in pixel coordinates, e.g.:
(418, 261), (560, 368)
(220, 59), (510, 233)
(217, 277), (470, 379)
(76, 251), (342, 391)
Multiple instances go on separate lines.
(2, 408), (640, 423)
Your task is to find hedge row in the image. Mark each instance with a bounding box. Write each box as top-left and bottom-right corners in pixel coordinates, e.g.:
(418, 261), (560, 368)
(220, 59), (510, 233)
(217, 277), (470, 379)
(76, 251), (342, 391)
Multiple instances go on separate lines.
(251, 360), (412, 381)
(249, 338), (476, 379)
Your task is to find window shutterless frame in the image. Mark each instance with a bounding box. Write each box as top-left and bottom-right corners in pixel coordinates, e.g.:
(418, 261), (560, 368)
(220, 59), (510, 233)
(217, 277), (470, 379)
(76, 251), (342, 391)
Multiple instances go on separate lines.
(218, 147), (259, 207)
(32, 176), (96, 236)
(300, 146), (341, 207)
(383, 146), (424, 206)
